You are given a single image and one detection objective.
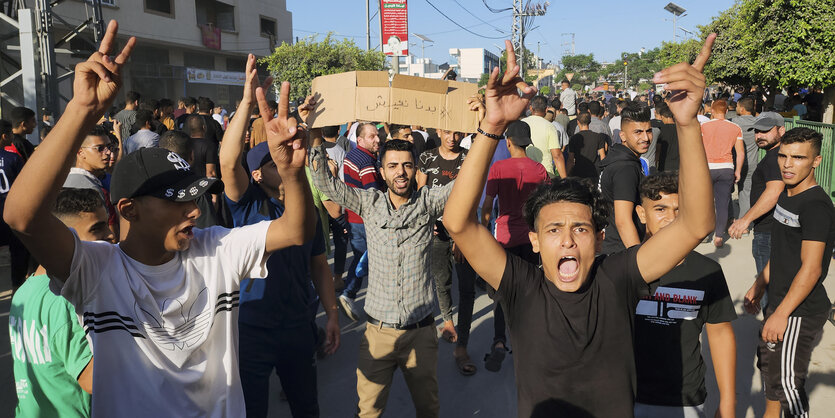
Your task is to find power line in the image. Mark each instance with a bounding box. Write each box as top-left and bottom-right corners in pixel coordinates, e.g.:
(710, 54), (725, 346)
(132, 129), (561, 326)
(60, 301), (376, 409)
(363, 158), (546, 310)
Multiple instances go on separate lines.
(452, 0), (508, 34)
(424, 0), (508, 39)
(482, 0), (513, 13)
(423, 16), (507, 36)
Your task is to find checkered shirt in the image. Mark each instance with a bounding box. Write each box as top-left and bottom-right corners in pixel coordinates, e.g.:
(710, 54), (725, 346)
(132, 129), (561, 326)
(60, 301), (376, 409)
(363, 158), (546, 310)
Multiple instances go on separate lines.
(310, 145), (452, 325)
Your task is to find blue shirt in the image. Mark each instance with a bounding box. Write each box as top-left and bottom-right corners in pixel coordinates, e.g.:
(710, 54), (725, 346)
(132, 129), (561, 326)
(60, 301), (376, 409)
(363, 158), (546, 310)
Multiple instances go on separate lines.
(225, 184), (325, 328)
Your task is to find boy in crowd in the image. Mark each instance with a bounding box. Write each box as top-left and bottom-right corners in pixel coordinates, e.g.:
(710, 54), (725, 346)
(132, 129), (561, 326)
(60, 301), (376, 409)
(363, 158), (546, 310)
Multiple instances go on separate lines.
(634, 171), (737, 418)
(599, 102), (653, 254)
(4, 21), (315, 416)
(10, 188), (114, 417)
(567, 112), (607, 179)
(480, 119), (547, 371)
(220, 55), (339, 417)
(8, 106), (36, 161)
(745, 128), (835, 418)
(443, 36), (716, 417)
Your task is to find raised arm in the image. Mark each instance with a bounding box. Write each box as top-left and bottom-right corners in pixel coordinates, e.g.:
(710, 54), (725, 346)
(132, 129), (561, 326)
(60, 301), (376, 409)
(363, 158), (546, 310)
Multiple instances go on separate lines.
(260, 81), (315, 253)
(219, 54), (272, 202)
(3, 21), (135, 281)
(637, 34), (716, 283)
(443, 40), (536, 290)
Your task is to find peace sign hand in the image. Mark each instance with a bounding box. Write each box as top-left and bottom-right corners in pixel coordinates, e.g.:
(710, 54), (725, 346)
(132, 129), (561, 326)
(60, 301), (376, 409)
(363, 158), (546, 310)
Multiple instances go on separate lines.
(71, 20), (136, 119)
(257, 81), (307, 172)
(653, 33), (716, 126)
(482, 40), (537, 133)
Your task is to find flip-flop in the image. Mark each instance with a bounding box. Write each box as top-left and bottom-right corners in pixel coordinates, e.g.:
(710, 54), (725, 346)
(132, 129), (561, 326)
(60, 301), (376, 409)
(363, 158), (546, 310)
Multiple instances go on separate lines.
(484, 343), (509, 372)
(455, 353), (477, 376)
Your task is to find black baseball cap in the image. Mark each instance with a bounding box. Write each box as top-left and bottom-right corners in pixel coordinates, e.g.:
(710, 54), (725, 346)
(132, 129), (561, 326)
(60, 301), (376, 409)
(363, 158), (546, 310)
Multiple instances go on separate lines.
(109, 147), (222, 205)
(504, 120), (533, 148)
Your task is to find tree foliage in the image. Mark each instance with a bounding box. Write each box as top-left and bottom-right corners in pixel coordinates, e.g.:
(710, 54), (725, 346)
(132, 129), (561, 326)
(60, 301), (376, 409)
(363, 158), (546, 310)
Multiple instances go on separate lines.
(658, 0), (835, 89)
(557, 54), (601, 85)
(260, 34), (388, 100)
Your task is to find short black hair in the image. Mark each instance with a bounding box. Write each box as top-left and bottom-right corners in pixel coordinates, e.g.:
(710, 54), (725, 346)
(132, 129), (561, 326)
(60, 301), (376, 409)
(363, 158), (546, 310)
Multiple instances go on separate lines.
(267, 100), (278, 111)
(186, 115), (206, 136)
(587, 100), (603, 117)
(158, 130), (193, 159)
(781, 127), (823, 156)
(561, 79), (570, 85)
(10, 106), (35, 127)
(322, 125), (339, 138)
(576, 112), (592, 126)
(88, 124), (111, 139)
(576, 102), (589, 114)
(126, 91), (141, 103)
(738, 97), (754, 113)
(531, 95), (548, 112)
(53, 188), (105, 220)
(524, 177), (609, 232)
(381, 138), (414, 162)
(656, 103), (673, 119)
(640, 171), (679, 201)
(139, 99), (160, 113)
(389, 124), (410, 137)
(133, 110), (155, 130)
(621, 103), (651, 124)
(183, 97), (198, 108)
(159, 98), (174, 109)
(198, 97), (214, 113)
(550, 98), (561, 109)
(0, 119), (13, 139)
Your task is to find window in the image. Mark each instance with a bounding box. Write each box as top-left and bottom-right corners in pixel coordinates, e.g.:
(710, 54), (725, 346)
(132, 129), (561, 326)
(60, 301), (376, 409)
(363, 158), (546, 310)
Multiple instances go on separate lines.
(145, 0), (173, 16)
(260, 16), (276, 37)
(226, 58), (246, 72)
(184, 51), (215, 70)
(196, 0), (235, 32)
(90, 0), (117, 6)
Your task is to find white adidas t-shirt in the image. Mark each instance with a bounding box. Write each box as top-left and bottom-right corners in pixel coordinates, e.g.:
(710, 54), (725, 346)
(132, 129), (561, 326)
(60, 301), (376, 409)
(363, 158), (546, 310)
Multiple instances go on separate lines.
(50, 221), (271, 417)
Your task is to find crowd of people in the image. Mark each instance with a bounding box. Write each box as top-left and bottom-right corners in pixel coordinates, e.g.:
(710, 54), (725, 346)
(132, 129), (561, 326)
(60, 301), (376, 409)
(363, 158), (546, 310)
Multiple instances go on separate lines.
(1, 21), (833, 418)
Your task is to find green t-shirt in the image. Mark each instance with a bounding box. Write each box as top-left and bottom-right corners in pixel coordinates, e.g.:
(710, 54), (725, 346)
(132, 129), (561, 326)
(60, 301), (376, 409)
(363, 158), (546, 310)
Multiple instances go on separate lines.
(9, 274), (92, 418)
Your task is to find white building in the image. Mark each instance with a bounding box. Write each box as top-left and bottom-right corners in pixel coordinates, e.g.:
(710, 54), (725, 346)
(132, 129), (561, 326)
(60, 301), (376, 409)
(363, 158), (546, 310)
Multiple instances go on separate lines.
(9, 0), (292, 111)
(393, 55), (444, 78)
(448, 48), (500, 83)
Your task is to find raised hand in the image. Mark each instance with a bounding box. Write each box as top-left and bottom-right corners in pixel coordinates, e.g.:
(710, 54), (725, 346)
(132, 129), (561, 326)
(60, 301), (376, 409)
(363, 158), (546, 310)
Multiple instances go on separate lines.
(482, 40), (537, 132)
(242, 54), (273, 105)
(653, 33), (716, 126)
(256, 81), (307, 171)
(467, 94), (486, 123)
(71, 20), (136, 119)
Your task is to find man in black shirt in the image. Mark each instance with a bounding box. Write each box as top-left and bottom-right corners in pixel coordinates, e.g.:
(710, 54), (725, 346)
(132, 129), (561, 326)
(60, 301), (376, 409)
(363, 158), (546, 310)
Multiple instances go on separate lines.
(745, 128), (835, 418)
(728, 112), (785, 274)
(598, 102), (652, 254)
(443, 36), (717, 418)
(567, 112), (606, 179)
(634, 172), (737, 417)
(655, 103), (680, 172)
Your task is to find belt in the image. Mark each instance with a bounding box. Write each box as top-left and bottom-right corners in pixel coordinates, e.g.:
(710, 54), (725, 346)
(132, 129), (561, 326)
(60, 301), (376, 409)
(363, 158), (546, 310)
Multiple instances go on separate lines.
(366, 315), (434, 330)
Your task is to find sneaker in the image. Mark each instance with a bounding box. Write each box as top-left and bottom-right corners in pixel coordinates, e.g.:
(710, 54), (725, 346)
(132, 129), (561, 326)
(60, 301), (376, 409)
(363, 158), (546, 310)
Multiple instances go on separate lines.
(338, 294), (361, 322)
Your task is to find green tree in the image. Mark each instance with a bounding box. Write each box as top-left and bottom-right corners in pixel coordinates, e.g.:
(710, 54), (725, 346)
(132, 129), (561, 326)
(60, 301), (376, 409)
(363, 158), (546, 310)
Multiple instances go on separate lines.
(619, 48), (664, 87)
(557, 53), (601, 86)
(260, 34), (387, 100)
(539, 85), (551, 96)
(478, 73), (490, 87)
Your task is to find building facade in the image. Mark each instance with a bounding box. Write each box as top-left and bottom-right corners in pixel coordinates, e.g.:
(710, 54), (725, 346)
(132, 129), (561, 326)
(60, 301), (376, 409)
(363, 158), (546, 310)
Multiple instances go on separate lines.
(448, 48), (500, 83)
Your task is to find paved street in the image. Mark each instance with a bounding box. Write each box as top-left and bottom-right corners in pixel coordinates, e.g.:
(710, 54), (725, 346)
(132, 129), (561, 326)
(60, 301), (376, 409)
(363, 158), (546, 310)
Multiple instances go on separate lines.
(1, 233), (834, 417)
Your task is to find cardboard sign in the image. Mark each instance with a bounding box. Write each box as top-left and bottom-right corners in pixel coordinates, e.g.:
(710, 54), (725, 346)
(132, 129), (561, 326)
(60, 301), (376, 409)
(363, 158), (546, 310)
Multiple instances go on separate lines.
(308, 71), (479, 133)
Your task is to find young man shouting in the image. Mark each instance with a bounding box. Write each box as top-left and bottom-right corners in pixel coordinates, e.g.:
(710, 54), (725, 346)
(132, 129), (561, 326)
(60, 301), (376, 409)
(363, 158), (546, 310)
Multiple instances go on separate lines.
(443, 36), (716, 418)
(4, 21), (315, 417)
(633, 171), (737, 418)
(744, 128), (835, 418)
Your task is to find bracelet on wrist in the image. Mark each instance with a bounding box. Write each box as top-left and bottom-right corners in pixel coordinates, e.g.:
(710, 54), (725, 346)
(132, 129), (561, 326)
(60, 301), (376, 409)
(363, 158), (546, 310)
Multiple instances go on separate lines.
(477, 126), (504, 140)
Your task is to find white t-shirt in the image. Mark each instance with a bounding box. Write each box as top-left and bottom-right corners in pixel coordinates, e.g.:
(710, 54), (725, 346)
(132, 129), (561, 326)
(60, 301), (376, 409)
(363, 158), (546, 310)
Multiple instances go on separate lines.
(51, 222), (271, 417)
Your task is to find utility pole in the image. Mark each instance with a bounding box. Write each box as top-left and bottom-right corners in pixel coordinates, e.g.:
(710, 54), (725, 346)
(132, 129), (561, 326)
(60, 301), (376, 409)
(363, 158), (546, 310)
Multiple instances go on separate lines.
(365, 0), (370, 50)
(511, 0), (548, 78)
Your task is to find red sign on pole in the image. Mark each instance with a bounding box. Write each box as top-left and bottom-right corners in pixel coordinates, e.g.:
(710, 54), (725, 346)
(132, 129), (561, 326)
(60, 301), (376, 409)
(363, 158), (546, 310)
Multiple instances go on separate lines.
(380, 0), (408, 56)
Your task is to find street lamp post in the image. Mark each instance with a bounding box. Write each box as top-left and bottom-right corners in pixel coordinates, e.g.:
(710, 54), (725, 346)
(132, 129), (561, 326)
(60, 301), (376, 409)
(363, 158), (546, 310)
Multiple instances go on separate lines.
(663, 2), (687, 42)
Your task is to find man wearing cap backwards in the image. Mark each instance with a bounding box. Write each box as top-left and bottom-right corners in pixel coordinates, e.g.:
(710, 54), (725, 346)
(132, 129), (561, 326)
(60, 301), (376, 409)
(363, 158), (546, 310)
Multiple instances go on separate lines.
(480, 119), (548, 372)
(728, 111), (786, 274)
(443, 37), (716, 417)
(3, 21), (315, 417)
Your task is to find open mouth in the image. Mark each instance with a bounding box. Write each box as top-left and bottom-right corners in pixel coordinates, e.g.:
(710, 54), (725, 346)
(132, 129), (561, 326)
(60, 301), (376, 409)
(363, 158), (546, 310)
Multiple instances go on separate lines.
(394, 177), (408, 188)
(178, 225), (195, 239)
(782, 171), (795, 180)
(557, 256), (580, 281)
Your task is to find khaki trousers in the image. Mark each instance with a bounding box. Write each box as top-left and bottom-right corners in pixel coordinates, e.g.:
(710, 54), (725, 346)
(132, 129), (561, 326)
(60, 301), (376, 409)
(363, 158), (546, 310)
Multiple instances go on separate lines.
(356, 322), (439, 418)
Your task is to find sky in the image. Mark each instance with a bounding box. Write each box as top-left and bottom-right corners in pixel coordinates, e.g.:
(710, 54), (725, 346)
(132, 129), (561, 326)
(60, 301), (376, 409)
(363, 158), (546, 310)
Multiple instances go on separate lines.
(288, 0), (735, 67)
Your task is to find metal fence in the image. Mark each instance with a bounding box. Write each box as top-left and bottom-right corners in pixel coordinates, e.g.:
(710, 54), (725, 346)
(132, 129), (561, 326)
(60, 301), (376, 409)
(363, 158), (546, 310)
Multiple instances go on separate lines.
(783, 117), (835, 202)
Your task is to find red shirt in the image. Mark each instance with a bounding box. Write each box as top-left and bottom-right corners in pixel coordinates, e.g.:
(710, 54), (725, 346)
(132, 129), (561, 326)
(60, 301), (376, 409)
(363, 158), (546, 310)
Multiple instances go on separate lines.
(485, 157), (548, 248)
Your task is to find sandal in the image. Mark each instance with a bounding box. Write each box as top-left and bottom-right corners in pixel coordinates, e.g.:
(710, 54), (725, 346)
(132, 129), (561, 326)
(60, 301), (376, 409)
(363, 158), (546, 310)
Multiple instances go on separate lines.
(455, 353), (477, 376)
(484, 342), (509, 372)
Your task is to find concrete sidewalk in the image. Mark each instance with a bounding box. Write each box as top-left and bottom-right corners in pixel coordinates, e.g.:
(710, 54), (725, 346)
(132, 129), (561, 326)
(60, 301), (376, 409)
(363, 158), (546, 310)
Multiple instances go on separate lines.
(1, 234), (834, 417)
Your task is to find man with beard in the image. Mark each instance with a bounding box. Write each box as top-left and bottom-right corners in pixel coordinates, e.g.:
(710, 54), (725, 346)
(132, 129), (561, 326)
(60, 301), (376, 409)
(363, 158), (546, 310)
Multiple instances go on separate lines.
(309, 130), (455, 417)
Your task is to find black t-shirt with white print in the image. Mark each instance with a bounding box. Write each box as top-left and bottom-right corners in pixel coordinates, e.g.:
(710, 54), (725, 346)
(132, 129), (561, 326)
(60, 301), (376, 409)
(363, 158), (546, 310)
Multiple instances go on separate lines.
(496, 246), (648, 418)
(750, 146), (782, 233)
(768, 187), (835, 316)
(634, 251), (737, 406)
(418, 147), (466, 240)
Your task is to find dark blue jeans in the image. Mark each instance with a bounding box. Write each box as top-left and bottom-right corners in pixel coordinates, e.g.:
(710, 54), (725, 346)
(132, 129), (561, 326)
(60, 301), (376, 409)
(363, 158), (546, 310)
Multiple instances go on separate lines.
(239, 321), (319, 418)
(753, 231), (771, 274)
(344, 222), (367, 299)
